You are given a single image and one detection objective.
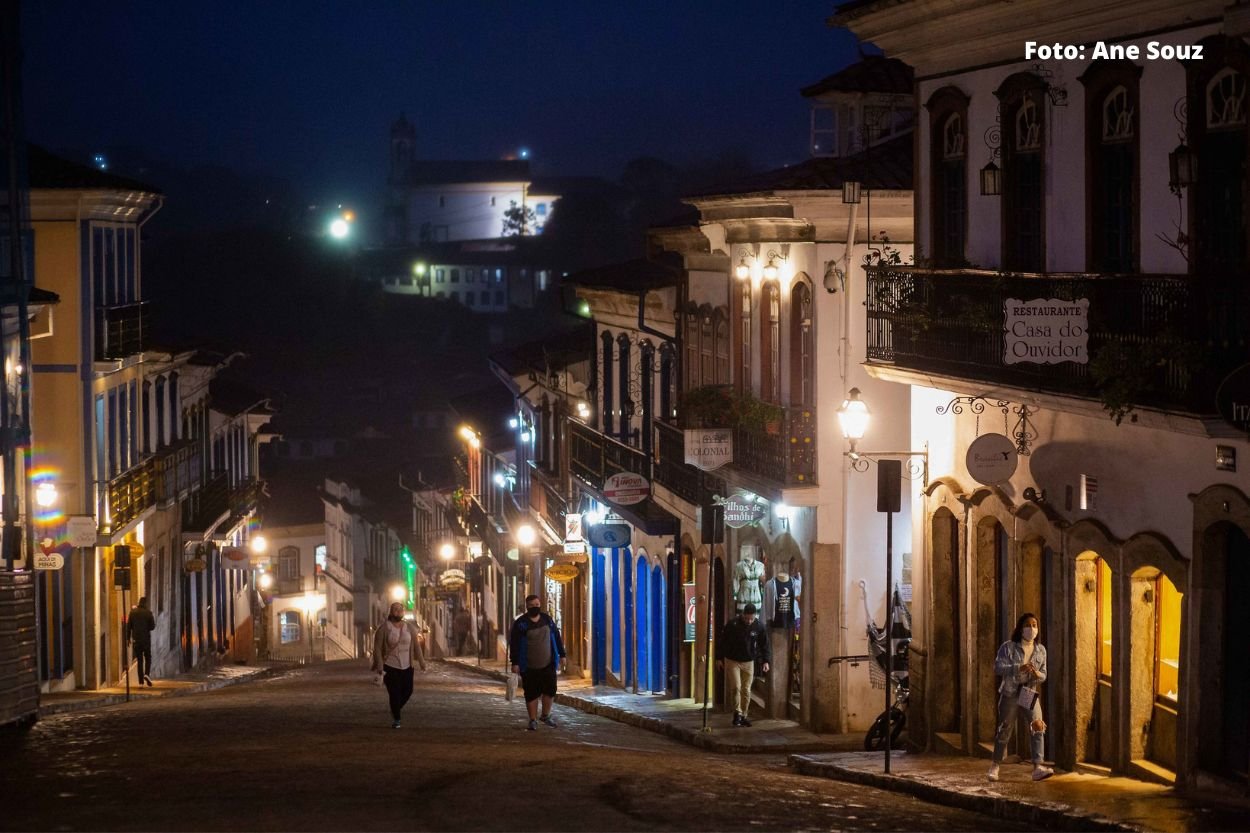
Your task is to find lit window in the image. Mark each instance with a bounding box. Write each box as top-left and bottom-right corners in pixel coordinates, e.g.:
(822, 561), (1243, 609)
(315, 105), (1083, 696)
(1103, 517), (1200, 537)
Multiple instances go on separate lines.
(496, 269), (504, 282)
(1156, 574), (1182, 702)
(435, 269), (445, 283)
(1098, 557), (1113, 679)
(535, 203), (547, 216)
(279, 611), (302, 644)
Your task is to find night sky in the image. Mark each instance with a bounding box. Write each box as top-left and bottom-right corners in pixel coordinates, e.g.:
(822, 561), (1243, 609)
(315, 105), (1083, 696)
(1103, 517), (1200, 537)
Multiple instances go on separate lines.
(21, 1), (861, 208)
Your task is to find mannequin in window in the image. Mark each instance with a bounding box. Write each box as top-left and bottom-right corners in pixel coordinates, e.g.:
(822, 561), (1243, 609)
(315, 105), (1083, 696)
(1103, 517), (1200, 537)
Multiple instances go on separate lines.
(763, 561), (801, 629)
(733, 547), (765, 612)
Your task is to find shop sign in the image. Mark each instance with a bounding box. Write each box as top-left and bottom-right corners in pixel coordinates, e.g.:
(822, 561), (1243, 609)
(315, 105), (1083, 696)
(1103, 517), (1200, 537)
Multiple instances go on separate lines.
(683, 584), (698, 642)
(34, 552), (64, 570)
(1217, 363), (1250, 435)
(66, 516), (98, 547)
(723, 492), (766, 529)
(586, 523), (631, 549)
(966, 433), (1019, 486)
(684, 429), (733, 472)
(563, 540), (586, 555)
(129, 542), (146, 557)
(565, 513), (583, 542)
(184, 558), (206, 573)
(439, 568), (466, 588)
(1003, 298), (1089, 365)
(222, 547), (250, 570)
(603, 472), (649, 506)
(546, 563), (579, 583)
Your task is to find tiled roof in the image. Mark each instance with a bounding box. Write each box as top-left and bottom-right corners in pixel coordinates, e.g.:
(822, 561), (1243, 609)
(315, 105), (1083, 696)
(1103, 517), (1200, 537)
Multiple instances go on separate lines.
(210, 377), (273, 417)
(402, 160), (531, 186)
(565, 252), (683, 293)
(801, 56), (914, 98)
(686, 133), (913, 198)
(828, 0), (911, 25)
(27, 145), (160, 194)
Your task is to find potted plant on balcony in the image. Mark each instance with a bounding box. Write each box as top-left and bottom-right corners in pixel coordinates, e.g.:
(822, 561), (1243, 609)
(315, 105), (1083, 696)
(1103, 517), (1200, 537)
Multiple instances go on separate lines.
(679, 384), (736, 429)
(732, 392), (785, 435)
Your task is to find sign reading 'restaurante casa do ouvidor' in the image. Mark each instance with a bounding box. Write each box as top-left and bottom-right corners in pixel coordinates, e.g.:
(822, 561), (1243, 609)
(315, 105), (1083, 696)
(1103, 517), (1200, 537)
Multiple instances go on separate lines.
(1003, 297), (1089, 365)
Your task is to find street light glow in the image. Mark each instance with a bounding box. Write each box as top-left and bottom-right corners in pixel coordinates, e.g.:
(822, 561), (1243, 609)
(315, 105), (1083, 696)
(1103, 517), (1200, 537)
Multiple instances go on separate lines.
(34, 482), (58, 509)
(494, 472), (506, 488)
(250, 535), (268, 555)
(439, 542), (456, 561)
(258, 572), (274, 590)
(836, 387), (870, 443)
(329, 218), (350, 239)
(390, 584), (407, 602)
(516, 524), (537, 547)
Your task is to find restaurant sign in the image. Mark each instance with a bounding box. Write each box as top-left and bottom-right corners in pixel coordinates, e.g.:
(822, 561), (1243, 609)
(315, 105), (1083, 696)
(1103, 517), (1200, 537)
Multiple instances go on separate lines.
(1003, 298), (1089, 365)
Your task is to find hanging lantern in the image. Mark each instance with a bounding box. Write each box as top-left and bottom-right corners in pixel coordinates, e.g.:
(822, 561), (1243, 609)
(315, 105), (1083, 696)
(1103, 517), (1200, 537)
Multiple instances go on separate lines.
(1168, 142), (1195, 191)
(841, 180), (862, 204)
(979, 161), (1002, 196)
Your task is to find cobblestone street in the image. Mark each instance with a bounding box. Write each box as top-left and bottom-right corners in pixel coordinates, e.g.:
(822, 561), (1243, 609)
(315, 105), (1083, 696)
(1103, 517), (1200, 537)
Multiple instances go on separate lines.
(0, 662), (1038, 832)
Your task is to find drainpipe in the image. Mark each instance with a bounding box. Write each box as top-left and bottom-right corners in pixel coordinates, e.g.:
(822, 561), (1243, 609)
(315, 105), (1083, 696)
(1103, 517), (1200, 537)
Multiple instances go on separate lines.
(636, 288), (672, 343)
(837, 199), (860, 730)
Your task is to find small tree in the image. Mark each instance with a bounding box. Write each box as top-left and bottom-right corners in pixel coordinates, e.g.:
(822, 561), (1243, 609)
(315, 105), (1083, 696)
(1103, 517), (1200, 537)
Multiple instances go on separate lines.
(501, 201), (536, 237)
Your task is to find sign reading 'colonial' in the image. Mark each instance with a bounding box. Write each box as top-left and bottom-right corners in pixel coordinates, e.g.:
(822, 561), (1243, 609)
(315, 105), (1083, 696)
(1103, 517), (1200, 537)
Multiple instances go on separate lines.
(603, 472), (650, 506)
(966, 433), (1019, 486)
(1003, 298), (1089, 365)
(684, 429), (733, 472)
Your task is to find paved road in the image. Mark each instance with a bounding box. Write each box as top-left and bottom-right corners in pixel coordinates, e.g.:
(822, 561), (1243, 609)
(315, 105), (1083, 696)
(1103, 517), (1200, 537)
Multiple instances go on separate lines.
(0, 661), (1038, 832)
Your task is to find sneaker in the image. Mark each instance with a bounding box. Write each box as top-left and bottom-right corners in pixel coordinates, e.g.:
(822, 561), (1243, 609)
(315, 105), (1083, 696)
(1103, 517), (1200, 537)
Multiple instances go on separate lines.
(738, 715), (753, 728)
(987, 764), (1000, 782)
(527, 719), (538, 731)
(145, 677), (153, 687)
(540, 714), (558, 728)
(391, 720), (401, 729)
(1032, 766), (1054, 781)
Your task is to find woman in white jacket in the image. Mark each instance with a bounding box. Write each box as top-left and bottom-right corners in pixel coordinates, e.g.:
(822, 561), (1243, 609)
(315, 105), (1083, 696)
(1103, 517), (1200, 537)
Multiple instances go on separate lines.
(988, 612), (1054, 782)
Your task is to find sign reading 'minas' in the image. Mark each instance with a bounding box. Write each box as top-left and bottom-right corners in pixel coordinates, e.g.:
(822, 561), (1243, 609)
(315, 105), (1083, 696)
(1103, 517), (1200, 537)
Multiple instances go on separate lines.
(1003, 298), (1089, 365)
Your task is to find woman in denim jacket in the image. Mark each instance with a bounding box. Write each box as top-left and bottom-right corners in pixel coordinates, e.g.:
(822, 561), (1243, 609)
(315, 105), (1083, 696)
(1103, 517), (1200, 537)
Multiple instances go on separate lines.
(988, 613), (1054, 782)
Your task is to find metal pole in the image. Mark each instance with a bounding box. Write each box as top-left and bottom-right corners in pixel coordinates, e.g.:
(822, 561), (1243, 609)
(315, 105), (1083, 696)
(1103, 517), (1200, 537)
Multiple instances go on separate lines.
(884, 510), (893, 773)
(123, 584), (131, 702)
(700, 514), (722, 733)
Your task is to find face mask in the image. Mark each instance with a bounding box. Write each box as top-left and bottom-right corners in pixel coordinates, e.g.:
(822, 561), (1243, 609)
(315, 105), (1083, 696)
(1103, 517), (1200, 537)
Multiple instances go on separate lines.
(1022, 626), (1038, 642)
(528, 607), (541, 618)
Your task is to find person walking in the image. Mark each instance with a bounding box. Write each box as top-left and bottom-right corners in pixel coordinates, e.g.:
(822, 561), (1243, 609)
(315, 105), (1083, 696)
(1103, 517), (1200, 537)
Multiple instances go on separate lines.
(127, 597), (156, 686)
(510, 595), (566, 731)
(715, 602), (770, 727)
(371, 602), (427, 729)
(988, 613), (1054, 782)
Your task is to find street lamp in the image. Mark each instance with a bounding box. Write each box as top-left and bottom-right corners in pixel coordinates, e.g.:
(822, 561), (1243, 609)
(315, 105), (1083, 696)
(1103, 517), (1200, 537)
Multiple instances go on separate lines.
(250, 534), (268, 555)
(516, 524), (536, 548)
(836, 388), (871, 456)
(389, 583), (407, 603)
(439, 542), (456, 561)
(258, 572), (274, 590)
(34, 481), (58, 509)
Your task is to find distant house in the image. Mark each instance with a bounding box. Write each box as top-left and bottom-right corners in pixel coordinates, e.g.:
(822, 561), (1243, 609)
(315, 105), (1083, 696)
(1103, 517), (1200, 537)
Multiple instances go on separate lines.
(385, 114), (560, 245)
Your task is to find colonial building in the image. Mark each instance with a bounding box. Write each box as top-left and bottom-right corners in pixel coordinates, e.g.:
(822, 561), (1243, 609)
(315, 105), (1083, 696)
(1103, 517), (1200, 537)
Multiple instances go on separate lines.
(833, 0), (1250, 793)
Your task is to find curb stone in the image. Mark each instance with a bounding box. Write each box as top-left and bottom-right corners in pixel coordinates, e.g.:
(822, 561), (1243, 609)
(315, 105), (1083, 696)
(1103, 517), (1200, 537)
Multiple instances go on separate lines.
(443, 659), (840, 755)
(788, 754), (1139, 833)
(38, 666), (288, 717)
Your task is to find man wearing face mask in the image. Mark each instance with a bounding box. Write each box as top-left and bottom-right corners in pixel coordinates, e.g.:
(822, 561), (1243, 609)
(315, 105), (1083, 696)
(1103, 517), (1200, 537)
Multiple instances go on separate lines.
(510, 594), (566, 731)
(988, 613), (1053, 782)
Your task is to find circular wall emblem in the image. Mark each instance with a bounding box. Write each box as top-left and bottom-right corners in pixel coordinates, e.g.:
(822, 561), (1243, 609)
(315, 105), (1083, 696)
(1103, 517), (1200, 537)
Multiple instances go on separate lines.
(966, 433), (1019, 486)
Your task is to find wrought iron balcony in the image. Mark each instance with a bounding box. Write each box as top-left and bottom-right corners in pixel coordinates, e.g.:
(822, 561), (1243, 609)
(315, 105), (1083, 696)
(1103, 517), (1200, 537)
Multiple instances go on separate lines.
(732, 407), (817, 488)
(184, 471), (230, 534)
(865, 266), (1250, 415)
(569, 419), (649, 491)
(106, 457), (157, 530)
(653, 419), (724, 506)
(94, 301), (151, 361)
(156, 439), (200, 504)
(528, 463), (567, 535)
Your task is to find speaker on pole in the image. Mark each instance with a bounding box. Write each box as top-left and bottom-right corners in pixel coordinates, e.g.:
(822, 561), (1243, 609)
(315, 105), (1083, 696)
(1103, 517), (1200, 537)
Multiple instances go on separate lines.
(877, 459), (902, 514)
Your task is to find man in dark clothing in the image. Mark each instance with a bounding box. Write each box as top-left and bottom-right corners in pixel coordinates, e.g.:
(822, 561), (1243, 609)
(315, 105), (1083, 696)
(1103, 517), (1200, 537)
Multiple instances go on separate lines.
(127, 597), (156, 686)
(509, 594), (566, 732)
(715, 602), (771, 726)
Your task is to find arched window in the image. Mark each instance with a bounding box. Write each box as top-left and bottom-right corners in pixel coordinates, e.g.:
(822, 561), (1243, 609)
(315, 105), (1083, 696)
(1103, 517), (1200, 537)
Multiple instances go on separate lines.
(640, 342), (655, 454)
(699, 306), (714, 387)
(927, 87), (969, 266)
(713, 307), (730, 385)
(278, 546), (300, 581)
(761, 283), (781, 403)
(996, 74), (1047, 271)
(684, 305), (700, 390)
(601, 331), (614, 436)
(617, 334), (632, 445)
(279, 610), (302, 644)
(1080, 62), (1141, 272)
(1187, 39), (1250, 273)
(789, 281), (814, 406)
(734, 282), (752, 394)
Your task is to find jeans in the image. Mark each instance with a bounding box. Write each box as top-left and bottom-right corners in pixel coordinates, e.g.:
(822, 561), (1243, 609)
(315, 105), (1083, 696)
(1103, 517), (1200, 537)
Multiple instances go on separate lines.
(725, 659), (754, 716)
(383, 665), (414, 720)
(992, 691), (1045, 764)
(134, 643), (151, 681)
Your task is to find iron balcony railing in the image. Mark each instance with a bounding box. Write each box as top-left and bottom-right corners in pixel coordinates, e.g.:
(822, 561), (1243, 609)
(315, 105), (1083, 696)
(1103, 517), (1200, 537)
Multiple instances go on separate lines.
(865, 266), (1250, 414)
(184, 471), (230, 534)
(528, 463), (567, 535)
(653, 419), (724, 506)
(94, 301), (151, 361)
(569, 419), (649, 491)
(732, 407), (817, 488)
(107, 440), (202, 530)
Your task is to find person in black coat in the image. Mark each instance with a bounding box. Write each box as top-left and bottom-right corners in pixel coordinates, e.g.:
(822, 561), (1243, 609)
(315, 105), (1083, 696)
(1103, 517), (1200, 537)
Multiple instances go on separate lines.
(715, 603), (771, 726)
(127, 597), (156, 686)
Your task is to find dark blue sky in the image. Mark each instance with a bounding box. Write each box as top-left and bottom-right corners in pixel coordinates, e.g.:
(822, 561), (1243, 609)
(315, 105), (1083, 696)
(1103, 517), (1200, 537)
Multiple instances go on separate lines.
(22, 2), (861, 205)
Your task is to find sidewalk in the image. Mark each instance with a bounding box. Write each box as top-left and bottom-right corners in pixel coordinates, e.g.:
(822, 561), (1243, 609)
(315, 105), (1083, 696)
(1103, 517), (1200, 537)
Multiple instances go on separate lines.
(789, 751), (1250, 833)
(444, 656), (860, 754)
(38, 662), (284, 717)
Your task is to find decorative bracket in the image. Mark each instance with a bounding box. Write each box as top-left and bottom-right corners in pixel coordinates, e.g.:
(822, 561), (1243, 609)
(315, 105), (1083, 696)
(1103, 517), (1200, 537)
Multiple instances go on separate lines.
(846, 446), (929, 488)
(936, 395), (1037, 456)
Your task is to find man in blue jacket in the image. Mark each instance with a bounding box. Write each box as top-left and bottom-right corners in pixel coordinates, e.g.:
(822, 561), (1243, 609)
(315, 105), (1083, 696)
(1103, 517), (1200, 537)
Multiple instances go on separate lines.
(510, 594), (566, 731)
